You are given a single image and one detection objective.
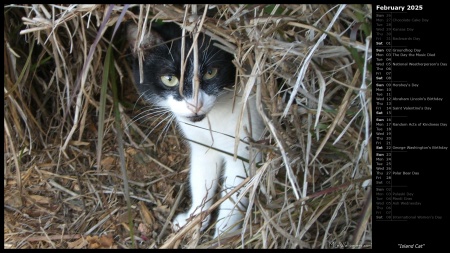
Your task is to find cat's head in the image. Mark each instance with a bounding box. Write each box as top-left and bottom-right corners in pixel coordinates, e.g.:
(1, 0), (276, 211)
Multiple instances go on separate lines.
(127, 22), (236, 122)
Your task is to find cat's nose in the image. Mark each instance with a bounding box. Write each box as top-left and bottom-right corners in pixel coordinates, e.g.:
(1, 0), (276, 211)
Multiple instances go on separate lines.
(187, 100), (203, 114)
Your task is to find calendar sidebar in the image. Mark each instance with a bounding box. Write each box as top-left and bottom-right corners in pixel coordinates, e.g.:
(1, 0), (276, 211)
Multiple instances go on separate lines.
(373, 3), (449, 249)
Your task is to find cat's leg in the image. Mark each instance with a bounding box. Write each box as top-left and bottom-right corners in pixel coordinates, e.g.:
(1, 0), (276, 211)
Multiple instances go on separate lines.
(172, 145), (222, 232)
(214, 156), (249, 238)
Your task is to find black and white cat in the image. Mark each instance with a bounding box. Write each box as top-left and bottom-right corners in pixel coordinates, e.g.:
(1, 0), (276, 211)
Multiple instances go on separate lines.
(127, 22), (263, 238)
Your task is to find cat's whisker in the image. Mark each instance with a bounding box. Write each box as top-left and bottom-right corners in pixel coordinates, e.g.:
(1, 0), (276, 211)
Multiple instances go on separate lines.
(146, 111), (173, 135)
(152, 113), (175, 145)
(126, 112), (148, 131)
(126, 112), (168, 134)
(166, 41), (175, 62)
(138, 107), (169, 118)
(201, 44), (212, 68)
(203, 59), (230, 67)
(131, 106), (168, 122)
(127, 104), (171, 131)
(138, 111), (173, 146)
(155, 114), (176, 144)
(202, 48), (223, 67)
(131, 92), (150, 111)
(133, 90), (161, 109)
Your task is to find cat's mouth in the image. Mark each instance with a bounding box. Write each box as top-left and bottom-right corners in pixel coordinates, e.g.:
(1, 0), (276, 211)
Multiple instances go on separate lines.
(186, 114), (206, 122)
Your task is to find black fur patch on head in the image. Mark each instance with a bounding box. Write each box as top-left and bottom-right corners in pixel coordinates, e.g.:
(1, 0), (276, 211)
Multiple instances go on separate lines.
(127, 22), (235, 105)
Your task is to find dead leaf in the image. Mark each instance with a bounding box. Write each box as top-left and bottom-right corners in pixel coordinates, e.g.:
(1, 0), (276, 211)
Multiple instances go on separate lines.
(99, 235), (114, 248)
(86, 235), (117, 249)
(29, 194), (51, 204)
(67, 237), (88, 249)
(100, 157), (116, 169)
(138, 201), (155, 225)
(86, 235), (99, 249)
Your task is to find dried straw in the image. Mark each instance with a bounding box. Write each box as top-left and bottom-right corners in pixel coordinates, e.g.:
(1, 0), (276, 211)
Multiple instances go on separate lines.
(4, 4), (372, 249)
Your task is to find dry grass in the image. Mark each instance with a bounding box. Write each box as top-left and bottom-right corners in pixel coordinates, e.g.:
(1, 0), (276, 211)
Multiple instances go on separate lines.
(4, 4), (372, 249)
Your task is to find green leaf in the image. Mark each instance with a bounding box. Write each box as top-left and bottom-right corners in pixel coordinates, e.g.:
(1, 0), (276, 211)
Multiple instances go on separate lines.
(264, 4), (285, 15)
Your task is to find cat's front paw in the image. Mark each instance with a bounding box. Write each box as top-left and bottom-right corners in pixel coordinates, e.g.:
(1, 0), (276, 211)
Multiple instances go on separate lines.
(172, 212), (210, 232)
(172, 213), (189, 232)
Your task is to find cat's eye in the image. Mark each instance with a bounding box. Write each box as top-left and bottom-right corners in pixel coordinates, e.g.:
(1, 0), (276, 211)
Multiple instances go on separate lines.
(160, 75), (179, 87)
(203, 68), (218, 80)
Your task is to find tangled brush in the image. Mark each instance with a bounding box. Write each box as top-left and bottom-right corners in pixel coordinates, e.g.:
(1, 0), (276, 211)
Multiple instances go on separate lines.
(4, 4), (372, 249)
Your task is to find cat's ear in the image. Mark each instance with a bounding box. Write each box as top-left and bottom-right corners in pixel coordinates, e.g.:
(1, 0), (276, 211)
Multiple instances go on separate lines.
(126, 23), (164, 56)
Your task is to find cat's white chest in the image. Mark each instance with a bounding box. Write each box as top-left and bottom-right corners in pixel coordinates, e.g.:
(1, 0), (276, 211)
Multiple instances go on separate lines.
(171, 89), (263, 237)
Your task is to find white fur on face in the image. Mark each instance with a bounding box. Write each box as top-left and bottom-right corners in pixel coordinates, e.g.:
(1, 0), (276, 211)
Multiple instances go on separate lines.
(163, 91), (216, 119)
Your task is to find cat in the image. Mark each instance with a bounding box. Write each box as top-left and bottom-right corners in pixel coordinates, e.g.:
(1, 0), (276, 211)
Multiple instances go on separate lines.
(127, 22), (264, 238)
